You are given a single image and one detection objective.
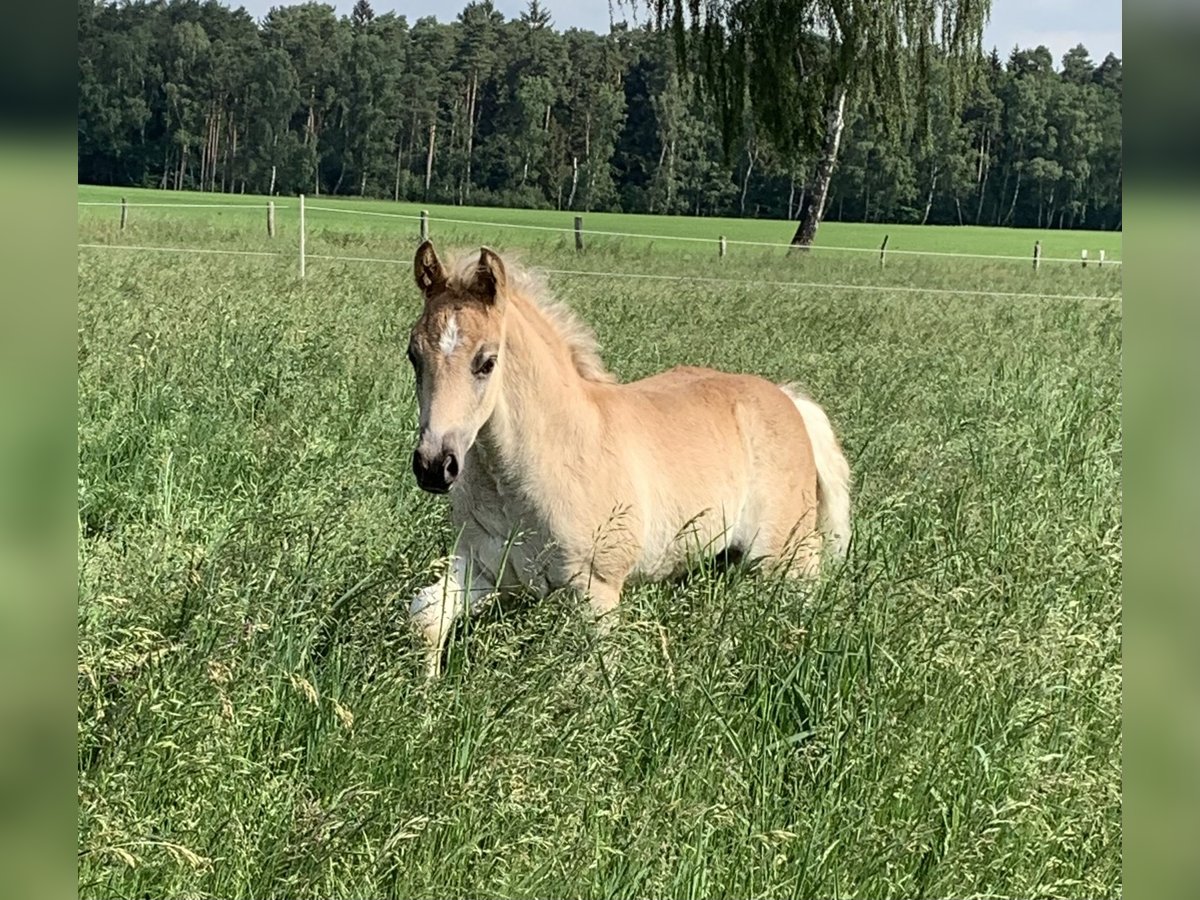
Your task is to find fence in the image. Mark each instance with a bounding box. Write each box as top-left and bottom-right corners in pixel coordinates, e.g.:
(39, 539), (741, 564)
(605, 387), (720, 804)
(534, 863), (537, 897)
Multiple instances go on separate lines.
(77, 195), (1123, 303)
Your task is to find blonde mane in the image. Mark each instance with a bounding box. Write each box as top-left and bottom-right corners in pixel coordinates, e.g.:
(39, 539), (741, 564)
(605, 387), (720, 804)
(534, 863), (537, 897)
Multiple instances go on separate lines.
(445, 252), (616, 384)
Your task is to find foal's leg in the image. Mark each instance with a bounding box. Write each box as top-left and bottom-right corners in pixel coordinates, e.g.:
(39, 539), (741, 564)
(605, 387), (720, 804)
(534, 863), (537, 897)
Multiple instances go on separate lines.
(747, 507), (822, 580)
(582, 577), (623, 636)
(568, 574), (625, 678)
(409, 554), (493, 678)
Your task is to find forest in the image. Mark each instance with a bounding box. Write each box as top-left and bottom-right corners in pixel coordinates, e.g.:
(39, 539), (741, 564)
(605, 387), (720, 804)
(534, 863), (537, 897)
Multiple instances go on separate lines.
(77, 0), (1123, 230)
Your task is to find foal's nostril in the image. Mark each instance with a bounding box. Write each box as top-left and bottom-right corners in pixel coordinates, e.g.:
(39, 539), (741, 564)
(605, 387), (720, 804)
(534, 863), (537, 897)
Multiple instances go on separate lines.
(443, 453), (459, 482)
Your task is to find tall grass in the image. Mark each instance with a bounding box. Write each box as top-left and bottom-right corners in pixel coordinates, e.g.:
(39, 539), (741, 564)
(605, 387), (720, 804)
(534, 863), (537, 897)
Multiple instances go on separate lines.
(77, 210), (1121, 898)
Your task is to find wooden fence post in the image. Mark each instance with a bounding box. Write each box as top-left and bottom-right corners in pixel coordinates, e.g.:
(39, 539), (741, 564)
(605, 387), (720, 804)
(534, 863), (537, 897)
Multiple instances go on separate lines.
(299, 193), (306, 279)
(1081, 249), (1088, 268)
(267, 201), (276, 238)
(120, 197), (127, 231)
(574, 216), (584, 252)
(1033, 240), (1041, 271)
(879, 234), (890, 268)
(719, 235), (727, 258)
(420, 209), (429, 242)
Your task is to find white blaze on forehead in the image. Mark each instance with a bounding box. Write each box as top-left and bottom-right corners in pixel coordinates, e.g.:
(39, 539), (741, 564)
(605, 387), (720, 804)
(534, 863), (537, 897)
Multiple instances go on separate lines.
(438, 314), (460, 356)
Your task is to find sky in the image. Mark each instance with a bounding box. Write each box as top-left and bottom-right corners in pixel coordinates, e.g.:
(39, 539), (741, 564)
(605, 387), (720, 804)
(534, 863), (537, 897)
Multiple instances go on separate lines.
(229, 0), (1122, 67)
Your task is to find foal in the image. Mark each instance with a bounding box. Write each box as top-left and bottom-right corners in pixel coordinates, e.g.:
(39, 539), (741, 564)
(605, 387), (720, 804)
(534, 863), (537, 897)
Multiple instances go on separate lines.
(405, 242), (851, 676)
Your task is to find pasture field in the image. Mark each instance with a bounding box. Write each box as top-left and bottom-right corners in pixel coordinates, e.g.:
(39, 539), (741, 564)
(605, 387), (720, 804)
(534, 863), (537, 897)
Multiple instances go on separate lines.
(79, 183), (1123, 262)
(77, 194), (1122, 898)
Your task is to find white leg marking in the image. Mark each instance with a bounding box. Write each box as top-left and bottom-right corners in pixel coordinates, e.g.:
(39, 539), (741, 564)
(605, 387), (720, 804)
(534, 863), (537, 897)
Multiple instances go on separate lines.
(409, 554), (491, 677)
(438, 314), (460, 357)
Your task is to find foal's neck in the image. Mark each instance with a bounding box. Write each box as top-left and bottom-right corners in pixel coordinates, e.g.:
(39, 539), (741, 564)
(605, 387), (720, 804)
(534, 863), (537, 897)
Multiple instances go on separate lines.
(478, 294), (598, 480)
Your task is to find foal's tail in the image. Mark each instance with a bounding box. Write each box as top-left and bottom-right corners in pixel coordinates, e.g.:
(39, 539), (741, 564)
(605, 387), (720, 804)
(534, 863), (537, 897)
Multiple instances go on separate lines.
(780, 384), (852, 560)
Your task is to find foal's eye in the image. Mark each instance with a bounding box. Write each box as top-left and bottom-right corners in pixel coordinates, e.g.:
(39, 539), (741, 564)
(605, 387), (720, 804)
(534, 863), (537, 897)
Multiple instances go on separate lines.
(475, 356), (497, 378)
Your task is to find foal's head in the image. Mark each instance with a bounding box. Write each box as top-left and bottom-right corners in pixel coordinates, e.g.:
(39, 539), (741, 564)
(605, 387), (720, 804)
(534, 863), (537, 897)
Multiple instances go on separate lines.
(407, 241), (509, 493)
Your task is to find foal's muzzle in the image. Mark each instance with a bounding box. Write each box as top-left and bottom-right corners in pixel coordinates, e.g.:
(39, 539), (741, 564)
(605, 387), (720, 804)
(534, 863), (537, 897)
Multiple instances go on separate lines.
(412, 447), (460, 494)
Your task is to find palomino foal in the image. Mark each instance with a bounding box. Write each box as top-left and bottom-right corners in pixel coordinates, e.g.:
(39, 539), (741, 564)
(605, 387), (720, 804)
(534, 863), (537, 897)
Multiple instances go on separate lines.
(406, 241), (851, 677)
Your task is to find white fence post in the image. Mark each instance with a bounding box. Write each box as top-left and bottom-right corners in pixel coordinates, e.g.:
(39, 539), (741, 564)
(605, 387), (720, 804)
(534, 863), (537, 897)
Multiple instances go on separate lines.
(1081, 249), (1088, 269)
(1098, 249), (1105, 267)
(420, 209), (429, 242)
(120, 197), (128, 231)
(299, 193), (306, 279)
(267, 201), (276, 238)
(719, 235), (727, 258)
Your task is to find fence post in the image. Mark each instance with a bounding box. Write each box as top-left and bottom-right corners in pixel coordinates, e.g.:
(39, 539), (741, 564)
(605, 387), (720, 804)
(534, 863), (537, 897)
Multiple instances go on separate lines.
(120, 197), (127, 231)
(267, 201), (276, 238)
(299, 193), (306, 279)
(1033, 241), (1041, 271)
(1081, 249), (1088, 269)
(1098, 249), (1105, 267)
(879, 234), (889, 268)
(420, 209), (429, 242)
(719, 235), (727, 258)
(574, 216), (584, 252)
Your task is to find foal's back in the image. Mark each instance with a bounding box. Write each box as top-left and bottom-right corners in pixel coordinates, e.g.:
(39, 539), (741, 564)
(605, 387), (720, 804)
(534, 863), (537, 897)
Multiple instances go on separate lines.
(591, 365), (820, 577)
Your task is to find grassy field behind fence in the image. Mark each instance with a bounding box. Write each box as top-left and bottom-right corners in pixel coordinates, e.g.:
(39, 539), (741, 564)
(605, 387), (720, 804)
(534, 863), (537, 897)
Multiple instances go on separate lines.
(77, 190), (1122, 898)
(79, 184), (1123, 262)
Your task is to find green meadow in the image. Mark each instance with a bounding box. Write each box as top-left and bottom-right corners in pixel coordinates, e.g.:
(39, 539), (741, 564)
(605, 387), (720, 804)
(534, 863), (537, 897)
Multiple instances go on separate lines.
(79, 184), (1122, 262)
(78, 188), (1121, 898)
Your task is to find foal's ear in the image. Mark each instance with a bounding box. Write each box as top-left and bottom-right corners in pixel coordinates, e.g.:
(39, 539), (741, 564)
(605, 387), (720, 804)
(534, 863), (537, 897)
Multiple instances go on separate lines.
(413, 240), (446, 300)
(472, 247), (507, 305)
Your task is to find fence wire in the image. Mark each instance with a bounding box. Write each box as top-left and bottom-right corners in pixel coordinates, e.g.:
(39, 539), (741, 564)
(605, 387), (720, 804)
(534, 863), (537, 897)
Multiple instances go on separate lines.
(80, 197), (1123, 267)
(77, 240), (1120, 304)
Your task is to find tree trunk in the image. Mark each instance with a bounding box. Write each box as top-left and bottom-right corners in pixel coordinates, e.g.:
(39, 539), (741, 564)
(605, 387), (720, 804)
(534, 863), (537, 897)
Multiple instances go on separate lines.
(199, 113), (209, 192)
(305, 87), (320, 195)
(921, 167), (938, 225)
(304, 88), (315, 147)
(566, 155), (579, 209)
(739, 143), (757, 216)
(790, 82), (847, 248)
(651, 140), (668, 213)
(224, 112), (236, 193)
(210, 107), (221, 191)
(394, 139), (403, 202)
(1003, 171), (1021, 226)
(424, 122), (436, 199)
(974, 130), (990, 224)
(994, 158), (1012, 225)
(333, 154), (346, 195)
(666, 138), (676, 211)
(584, 114), (594, 210)
(464, 74), (477, 202)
